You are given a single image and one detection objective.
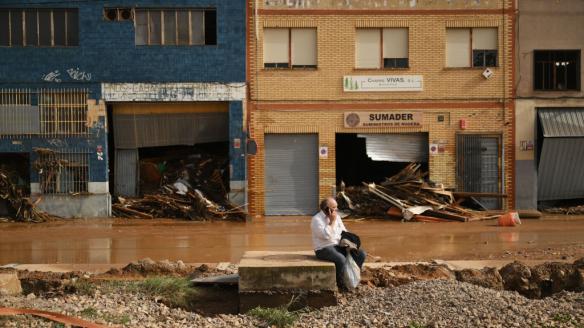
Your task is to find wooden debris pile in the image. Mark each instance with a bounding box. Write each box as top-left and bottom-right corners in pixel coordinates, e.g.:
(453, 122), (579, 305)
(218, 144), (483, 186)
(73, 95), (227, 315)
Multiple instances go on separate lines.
(544, 205), (584, 215)
(337, 163), (500, 222)
(113, 186), (246, 221)
(113, 152), (246, 221)
(0, 170), (57, 223)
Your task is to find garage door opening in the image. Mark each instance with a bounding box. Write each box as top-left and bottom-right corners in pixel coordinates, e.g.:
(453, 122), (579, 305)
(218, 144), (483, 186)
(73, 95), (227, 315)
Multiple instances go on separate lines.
(110, 102), (229, 199)
(336, 133), (429, 187)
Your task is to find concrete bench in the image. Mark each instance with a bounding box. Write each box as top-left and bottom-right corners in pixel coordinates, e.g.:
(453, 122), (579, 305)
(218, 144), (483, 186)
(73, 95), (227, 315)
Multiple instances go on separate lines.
(238, 251), (337, 312)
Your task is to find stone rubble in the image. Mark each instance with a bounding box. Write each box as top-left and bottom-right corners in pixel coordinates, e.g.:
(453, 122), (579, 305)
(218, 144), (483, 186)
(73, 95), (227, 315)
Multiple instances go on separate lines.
(1, 280), (583, 327)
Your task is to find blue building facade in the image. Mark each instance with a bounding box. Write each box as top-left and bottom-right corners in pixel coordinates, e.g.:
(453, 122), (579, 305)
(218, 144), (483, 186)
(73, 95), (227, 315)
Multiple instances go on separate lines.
(0, 0), (247, 217)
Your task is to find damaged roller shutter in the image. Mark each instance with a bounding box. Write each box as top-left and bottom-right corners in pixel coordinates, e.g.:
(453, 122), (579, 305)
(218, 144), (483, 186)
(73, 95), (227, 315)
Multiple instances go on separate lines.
(538, 108), (584, 201)
(358, 133), (428, 162)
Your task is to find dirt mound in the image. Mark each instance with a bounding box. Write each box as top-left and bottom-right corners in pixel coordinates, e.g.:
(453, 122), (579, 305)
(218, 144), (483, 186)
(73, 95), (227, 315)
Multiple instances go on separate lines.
(362, 264), (455, 287)
(103, 258), (218, 278)
(456, 267), (503, 290)
(17, 271), (84, 297)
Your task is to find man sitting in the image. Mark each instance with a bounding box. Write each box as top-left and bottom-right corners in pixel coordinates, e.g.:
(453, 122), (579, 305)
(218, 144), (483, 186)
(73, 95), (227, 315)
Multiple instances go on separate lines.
(311, 197), (366, 289)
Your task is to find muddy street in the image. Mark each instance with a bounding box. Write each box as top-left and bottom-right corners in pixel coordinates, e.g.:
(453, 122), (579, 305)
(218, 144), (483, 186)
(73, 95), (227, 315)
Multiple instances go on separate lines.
(1, 215), (584, 266)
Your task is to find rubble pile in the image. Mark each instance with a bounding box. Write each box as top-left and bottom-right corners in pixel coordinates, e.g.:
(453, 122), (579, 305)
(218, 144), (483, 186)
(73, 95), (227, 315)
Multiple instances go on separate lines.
(337, 163), (500, 222)
(544, 204), (584, 215)
(113, 152), (246, 221)
(0, 170), (57, 223)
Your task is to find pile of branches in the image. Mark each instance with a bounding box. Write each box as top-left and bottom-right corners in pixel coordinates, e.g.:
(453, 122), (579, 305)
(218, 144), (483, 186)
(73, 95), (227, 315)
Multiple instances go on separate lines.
(113, 185), (246, 221)
(113, 153), (245, 221)
(337, 163), (499, 222)
(0, 170), (57, 223)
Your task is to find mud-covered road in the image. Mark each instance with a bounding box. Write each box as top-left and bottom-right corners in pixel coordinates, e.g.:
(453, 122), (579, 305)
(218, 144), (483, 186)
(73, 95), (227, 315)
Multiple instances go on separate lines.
(1, 215), (584, 266)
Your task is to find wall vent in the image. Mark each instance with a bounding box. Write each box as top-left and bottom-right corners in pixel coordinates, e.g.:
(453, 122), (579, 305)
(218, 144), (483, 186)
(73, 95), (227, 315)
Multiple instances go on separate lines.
(104, 8), (133, 21)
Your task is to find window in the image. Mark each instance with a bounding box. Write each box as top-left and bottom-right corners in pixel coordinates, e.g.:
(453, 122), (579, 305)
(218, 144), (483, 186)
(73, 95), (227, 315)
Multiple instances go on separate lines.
(263, 28), (317, 68)
(135, 9), (216, 46)
(355, 28), (408, 69)
(534, 50), (581, 91)
(39, 89), (88, 136)
(446, 28), (497, 68)
(37, 151), (89, 194)
(0, 8), (78, 47)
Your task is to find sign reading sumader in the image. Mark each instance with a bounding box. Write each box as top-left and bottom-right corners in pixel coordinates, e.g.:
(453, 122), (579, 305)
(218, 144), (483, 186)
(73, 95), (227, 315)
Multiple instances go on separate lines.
(344, 112), (423, 128)
(343, 75), (423, 92)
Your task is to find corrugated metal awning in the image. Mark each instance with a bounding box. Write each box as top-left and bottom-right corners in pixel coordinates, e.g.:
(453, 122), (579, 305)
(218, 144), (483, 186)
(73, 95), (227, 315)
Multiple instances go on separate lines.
(538, 108), (584, 137)
(358, 133), (428, 162)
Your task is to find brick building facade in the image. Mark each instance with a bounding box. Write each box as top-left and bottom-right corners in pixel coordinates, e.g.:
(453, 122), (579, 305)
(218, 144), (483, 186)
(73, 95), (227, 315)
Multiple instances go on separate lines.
(248, 0), (516, 216)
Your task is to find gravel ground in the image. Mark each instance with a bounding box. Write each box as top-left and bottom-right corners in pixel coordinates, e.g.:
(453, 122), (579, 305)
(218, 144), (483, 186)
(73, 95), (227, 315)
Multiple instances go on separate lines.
(1, 280), (583, 327)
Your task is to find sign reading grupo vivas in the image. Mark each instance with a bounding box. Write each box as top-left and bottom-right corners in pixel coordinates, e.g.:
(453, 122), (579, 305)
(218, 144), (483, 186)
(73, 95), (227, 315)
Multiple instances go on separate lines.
(343, 75), (423, 92)
(344, 112), (423, 128)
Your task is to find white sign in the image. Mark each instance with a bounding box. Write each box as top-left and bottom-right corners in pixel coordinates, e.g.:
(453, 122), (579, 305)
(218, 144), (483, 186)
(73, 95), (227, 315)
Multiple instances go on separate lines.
(102, 82), (247, 102)
(344, 112), (423, 128)
(429, 144), (439, 155)
(343, 75), (423, 92)
(319, 146), (329, 159)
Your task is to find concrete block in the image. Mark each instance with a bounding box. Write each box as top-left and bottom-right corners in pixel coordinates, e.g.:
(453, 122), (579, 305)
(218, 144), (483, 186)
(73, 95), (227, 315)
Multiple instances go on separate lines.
(0, 271), (22, 296)
(238, 251), (336, 291)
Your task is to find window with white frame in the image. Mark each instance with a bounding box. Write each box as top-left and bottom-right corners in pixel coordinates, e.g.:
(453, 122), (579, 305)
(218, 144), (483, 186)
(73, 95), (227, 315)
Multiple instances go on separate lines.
(134, 8), (216, 46)
(446, 28), (498, 68)
(263, 28), (317, 68)
(355, 28), (409, 69)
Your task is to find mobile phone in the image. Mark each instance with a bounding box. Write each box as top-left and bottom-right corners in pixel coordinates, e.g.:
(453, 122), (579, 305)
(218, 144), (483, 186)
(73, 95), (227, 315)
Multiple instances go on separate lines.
(325, 207), (331, 215)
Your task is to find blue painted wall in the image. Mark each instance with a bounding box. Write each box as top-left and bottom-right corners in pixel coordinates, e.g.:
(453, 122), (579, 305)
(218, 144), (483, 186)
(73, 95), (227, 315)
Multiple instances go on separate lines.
(0, 0), (246, 86)
(0, 0), (247, 185)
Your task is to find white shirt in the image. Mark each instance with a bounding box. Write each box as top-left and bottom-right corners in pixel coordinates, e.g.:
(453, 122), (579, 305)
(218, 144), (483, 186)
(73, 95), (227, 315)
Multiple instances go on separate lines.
(311, 210), (347, 251)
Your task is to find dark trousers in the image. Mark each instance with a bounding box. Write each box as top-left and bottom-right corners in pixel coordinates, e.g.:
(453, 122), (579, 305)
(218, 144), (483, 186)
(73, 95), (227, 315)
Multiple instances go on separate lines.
(315, 245), (366, 288)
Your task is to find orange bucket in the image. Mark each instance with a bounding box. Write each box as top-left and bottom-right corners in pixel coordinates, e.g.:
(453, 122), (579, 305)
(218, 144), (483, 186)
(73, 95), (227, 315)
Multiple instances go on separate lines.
(498, 211), (521, 227)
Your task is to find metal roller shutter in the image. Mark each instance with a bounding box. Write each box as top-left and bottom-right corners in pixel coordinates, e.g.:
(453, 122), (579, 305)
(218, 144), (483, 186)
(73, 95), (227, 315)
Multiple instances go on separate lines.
(537, 108), (584, 201)
(357, 133), (428, 162)
(113, 112), (228, 149)
(115, 149), (139, 197)
(264, 134), (318, 215)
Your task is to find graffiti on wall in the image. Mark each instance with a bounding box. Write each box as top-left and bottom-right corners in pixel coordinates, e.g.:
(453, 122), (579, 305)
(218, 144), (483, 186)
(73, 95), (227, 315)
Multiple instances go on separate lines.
(67, 68), (92, 81)
(42, 68), (92, 83)
(42, 70), (62, 83)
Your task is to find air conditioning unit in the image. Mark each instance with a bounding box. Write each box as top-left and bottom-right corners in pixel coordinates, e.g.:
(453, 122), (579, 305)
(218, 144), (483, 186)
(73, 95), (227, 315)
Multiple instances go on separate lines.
(482, 68), (493, 79)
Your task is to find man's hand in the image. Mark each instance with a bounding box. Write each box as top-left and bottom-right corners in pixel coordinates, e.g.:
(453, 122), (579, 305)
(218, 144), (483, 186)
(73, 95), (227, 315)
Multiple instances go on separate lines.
(328, 209), (337, 225)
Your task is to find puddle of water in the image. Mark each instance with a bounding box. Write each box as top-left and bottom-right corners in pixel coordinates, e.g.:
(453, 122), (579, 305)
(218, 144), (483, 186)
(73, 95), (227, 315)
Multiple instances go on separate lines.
(1, 215), (583, 265)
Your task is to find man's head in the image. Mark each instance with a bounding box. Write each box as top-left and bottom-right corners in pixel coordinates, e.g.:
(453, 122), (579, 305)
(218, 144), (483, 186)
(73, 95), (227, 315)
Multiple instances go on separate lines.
(319, 197), (338, 215)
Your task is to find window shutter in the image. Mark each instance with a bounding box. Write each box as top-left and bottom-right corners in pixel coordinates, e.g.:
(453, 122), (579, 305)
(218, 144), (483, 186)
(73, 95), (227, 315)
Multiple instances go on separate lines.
(472, 28), (497, 50)
(356, 29), (381, 68)
(190, 10), (205, 45)
(383, 28), (408, 59)
(264, 28), (289, 65)
(135, 10), (148, 45)
(291, 28), (317, 67)
(446, 28), (470, 67)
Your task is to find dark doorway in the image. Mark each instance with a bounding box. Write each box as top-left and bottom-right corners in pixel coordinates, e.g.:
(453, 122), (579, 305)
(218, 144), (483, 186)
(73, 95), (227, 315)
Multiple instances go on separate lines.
(137, 142), (229, 196)
(335, 134), (429, 187)
(0, 153), (30, 217)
